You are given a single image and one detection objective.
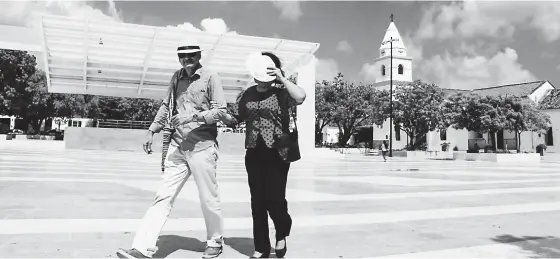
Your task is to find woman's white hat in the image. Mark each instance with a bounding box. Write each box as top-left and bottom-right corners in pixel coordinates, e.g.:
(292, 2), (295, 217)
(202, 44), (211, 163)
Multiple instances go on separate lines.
(245, 52), (276, 82)
(177, 38), (204, 54)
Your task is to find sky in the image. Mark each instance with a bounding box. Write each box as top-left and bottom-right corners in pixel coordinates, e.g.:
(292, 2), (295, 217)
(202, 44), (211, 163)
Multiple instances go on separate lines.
(1, 0), (560, 90)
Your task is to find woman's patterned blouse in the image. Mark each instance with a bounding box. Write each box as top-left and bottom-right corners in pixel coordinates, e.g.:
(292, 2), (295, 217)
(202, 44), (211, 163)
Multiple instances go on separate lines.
(227, 85), (298, 160)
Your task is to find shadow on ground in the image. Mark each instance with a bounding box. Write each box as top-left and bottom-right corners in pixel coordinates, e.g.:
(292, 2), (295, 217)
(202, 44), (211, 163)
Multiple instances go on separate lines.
(491, 234), (560, 258)
(153, 235), (259, 258)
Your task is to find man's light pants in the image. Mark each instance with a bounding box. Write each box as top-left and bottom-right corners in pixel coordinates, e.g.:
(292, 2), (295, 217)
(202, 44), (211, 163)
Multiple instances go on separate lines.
(132, 143), (224, 257)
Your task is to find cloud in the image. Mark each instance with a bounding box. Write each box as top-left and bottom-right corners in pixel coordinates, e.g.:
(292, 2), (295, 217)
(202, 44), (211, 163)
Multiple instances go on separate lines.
(167, 18), (237, 35)
(336, 40), (353, 53)
(416, 1), (560, 42)
(400, 1), (557, 90)
(418, 48), (536, 90)
(316, 58), (340, 82)
(358, 62), (379, 84)
(0, 1), (121, 27)
(271, 1), (303, 22)
(557, 64), (560, 70)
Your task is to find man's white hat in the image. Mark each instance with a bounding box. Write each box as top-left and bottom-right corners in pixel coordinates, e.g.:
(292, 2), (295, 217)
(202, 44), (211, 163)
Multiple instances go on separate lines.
(245, 52), (276, 82)
(177, 37), (204, 54)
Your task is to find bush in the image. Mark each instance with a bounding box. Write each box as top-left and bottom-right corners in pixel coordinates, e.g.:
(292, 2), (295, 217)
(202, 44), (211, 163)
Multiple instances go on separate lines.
(453, 146), (459, 151)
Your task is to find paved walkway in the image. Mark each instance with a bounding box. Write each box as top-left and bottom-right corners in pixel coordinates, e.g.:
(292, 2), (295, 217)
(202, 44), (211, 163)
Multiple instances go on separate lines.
(1, 141), (560, 258)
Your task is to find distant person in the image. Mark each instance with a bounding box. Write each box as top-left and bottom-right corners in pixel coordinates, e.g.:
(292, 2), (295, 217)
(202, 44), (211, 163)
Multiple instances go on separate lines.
(117, 38), (227, 259)
(381, 140), (388, 161)
(215, 52), (306, 258)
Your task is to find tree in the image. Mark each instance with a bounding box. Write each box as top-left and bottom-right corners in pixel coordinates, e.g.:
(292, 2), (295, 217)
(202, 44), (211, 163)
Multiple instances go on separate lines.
(443, 93), (507, 150)
(326, 73), (388, 146)
(315, 80), (335, 144)
(0, 49), (38, 116)
(442, 92), (484, 131)
(503, 96), (551, 152)
(478, 95), (507, 150)
(392, 80), (445, 150)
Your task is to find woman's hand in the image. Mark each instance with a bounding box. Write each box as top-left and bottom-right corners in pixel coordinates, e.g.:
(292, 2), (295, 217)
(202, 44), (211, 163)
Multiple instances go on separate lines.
(267, 67), (285, 81)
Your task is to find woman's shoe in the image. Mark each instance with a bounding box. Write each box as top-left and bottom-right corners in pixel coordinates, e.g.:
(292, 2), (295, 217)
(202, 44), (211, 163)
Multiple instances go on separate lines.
(249, 251), (270, 258)
(275, 239), (287, 258)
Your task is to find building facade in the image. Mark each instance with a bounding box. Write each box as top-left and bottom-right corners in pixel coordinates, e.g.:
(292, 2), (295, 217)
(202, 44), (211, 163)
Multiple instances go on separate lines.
(369, 21), (557, 153)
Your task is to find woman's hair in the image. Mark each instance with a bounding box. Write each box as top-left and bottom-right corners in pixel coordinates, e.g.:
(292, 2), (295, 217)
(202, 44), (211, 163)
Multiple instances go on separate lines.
(261, 51), (285, 84)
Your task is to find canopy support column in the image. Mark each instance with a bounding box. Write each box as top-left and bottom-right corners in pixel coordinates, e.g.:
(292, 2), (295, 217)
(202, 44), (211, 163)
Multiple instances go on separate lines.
(296, 55), (316, 158)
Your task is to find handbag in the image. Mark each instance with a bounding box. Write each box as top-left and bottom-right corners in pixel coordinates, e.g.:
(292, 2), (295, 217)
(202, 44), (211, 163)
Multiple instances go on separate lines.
(276, 89), (301, 163)
(285, 108), (301, 162)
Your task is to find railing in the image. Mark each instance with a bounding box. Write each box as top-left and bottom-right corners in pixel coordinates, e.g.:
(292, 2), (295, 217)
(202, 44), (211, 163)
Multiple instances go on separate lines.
(97, 120), (152, 130)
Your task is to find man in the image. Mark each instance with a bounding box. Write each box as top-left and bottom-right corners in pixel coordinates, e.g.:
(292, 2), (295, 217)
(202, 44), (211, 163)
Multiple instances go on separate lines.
(117, 38), (227, 259)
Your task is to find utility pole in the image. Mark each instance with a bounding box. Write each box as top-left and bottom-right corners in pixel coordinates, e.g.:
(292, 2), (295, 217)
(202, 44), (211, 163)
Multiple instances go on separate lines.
(382, 13), (399, 157)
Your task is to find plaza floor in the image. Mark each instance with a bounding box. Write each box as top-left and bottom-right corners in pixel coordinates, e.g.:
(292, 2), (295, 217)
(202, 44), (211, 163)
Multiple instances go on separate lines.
(1, 140), (560, 258)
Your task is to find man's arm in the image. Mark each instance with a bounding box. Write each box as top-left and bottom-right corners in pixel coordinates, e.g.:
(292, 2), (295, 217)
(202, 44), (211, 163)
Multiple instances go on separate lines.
(220, 89), (247, 127)
(148, 71), (176, 133)
(193, 73), (227, 124)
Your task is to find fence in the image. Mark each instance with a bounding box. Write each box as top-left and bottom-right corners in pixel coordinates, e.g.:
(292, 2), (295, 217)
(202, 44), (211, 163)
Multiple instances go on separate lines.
(97, 119), (246, 133)
(97, 120), (152, 130)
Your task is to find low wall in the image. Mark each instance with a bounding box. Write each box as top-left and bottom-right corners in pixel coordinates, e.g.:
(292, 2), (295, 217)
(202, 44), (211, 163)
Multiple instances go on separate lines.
(461, 153), (541, 164)
(64, 127), (246, 155)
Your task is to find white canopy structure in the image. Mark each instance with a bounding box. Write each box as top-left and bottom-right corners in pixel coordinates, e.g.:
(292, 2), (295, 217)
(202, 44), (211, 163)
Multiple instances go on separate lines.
(38, 15), (320, 102)
(0, 15), (319, 154)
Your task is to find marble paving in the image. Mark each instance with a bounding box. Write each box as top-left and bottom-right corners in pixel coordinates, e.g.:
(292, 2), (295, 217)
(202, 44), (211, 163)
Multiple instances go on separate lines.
(1, 141), (560, 258)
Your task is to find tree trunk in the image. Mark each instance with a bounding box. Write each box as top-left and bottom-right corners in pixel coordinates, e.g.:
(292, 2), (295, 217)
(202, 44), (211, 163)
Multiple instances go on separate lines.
(489, 131), (497, 151)
(408, 129), (416, 150)
(517, 131), (521, 153)
(315, 123), (322, 144)
(339, 130), (353, 147)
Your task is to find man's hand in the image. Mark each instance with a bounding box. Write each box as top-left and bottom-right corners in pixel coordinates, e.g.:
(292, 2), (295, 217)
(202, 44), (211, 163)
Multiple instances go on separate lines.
(171, 114), (192, 127)
(143, 130), (154, 154)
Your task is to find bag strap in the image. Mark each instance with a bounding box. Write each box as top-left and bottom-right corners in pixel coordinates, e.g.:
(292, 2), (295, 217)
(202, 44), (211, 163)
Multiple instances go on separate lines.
(168, 69), (180, 125)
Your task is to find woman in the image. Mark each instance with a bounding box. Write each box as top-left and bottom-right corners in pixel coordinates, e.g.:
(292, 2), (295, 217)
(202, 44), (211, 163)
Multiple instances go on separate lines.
(381, 140), (388, 162)
(216, 52), (306, 258)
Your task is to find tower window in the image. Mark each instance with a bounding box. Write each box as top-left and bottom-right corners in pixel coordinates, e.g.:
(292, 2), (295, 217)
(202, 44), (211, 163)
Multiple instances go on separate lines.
(381, 65), (386, 76)
(398, 64), (403, 75)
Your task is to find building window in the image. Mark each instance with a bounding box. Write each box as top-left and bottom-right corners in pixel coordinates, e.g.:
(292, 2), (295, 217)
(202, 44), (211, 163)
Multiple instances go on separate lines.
(398, 64), (403, 75)
(395, 125), (401, 141)
(440, 129), (447, 141)
(381, 65), (386, 76)
(545, 127), (554, 146)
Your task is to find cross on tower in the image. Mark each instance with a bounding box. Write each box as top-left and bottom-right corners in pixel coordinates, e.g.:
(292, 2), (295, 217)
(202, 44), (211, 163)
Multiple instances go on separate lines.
(390, 14), (394, 22)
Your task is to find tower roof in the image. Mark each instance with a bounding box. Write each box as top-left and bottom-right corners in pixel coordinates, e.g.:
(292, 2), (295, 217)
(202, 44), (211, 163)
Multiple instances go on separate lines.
(380, 22), (406, 50)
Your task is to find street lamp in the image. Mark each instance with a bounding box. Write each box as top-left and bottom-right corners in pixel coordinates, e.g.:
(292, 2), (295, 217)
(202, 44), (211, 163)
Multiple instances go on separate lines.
(382, 14), (399, 157)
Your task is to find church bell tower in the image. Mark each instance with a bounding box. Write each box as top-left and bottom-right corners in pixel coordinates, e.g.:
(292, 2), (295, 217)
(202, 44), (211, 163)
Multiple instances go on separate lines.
(372, 17), (413, 87)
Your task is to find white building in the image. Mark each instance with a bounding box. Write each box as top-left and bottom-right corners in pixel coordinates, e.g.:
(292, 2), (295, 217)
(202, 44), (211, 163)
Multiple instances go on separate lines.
(369, 20), (558, 153)
(369, 20), (413, 150)
(427, 81), (557, 153)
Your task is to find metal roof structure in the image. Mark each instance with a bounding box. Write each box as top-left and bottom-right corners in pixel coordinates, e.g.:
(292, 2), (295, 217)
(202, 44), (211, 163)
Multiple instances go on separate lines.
(39, 15), (320, 101)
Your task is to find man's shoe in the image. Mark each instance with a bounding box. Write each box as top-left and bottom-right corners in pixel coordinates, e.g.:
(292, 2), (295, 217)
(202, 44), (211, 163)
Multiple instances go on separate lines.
(116, 248), (150, 259)
(275, 239), (287, 258)
(202, 245), (223, 259)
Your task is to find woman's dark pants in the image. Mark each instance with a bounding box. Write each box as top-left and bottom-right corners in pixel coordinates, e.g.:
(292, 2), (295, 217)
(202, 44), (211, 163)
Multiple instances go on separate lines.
(245, 140), (292, 254)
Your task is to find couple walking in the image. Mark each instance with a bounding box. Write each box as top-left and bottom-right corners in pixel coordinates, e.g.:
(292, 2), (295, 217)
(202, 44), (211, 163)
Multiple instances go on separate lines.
(116, 38), (306, 259)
